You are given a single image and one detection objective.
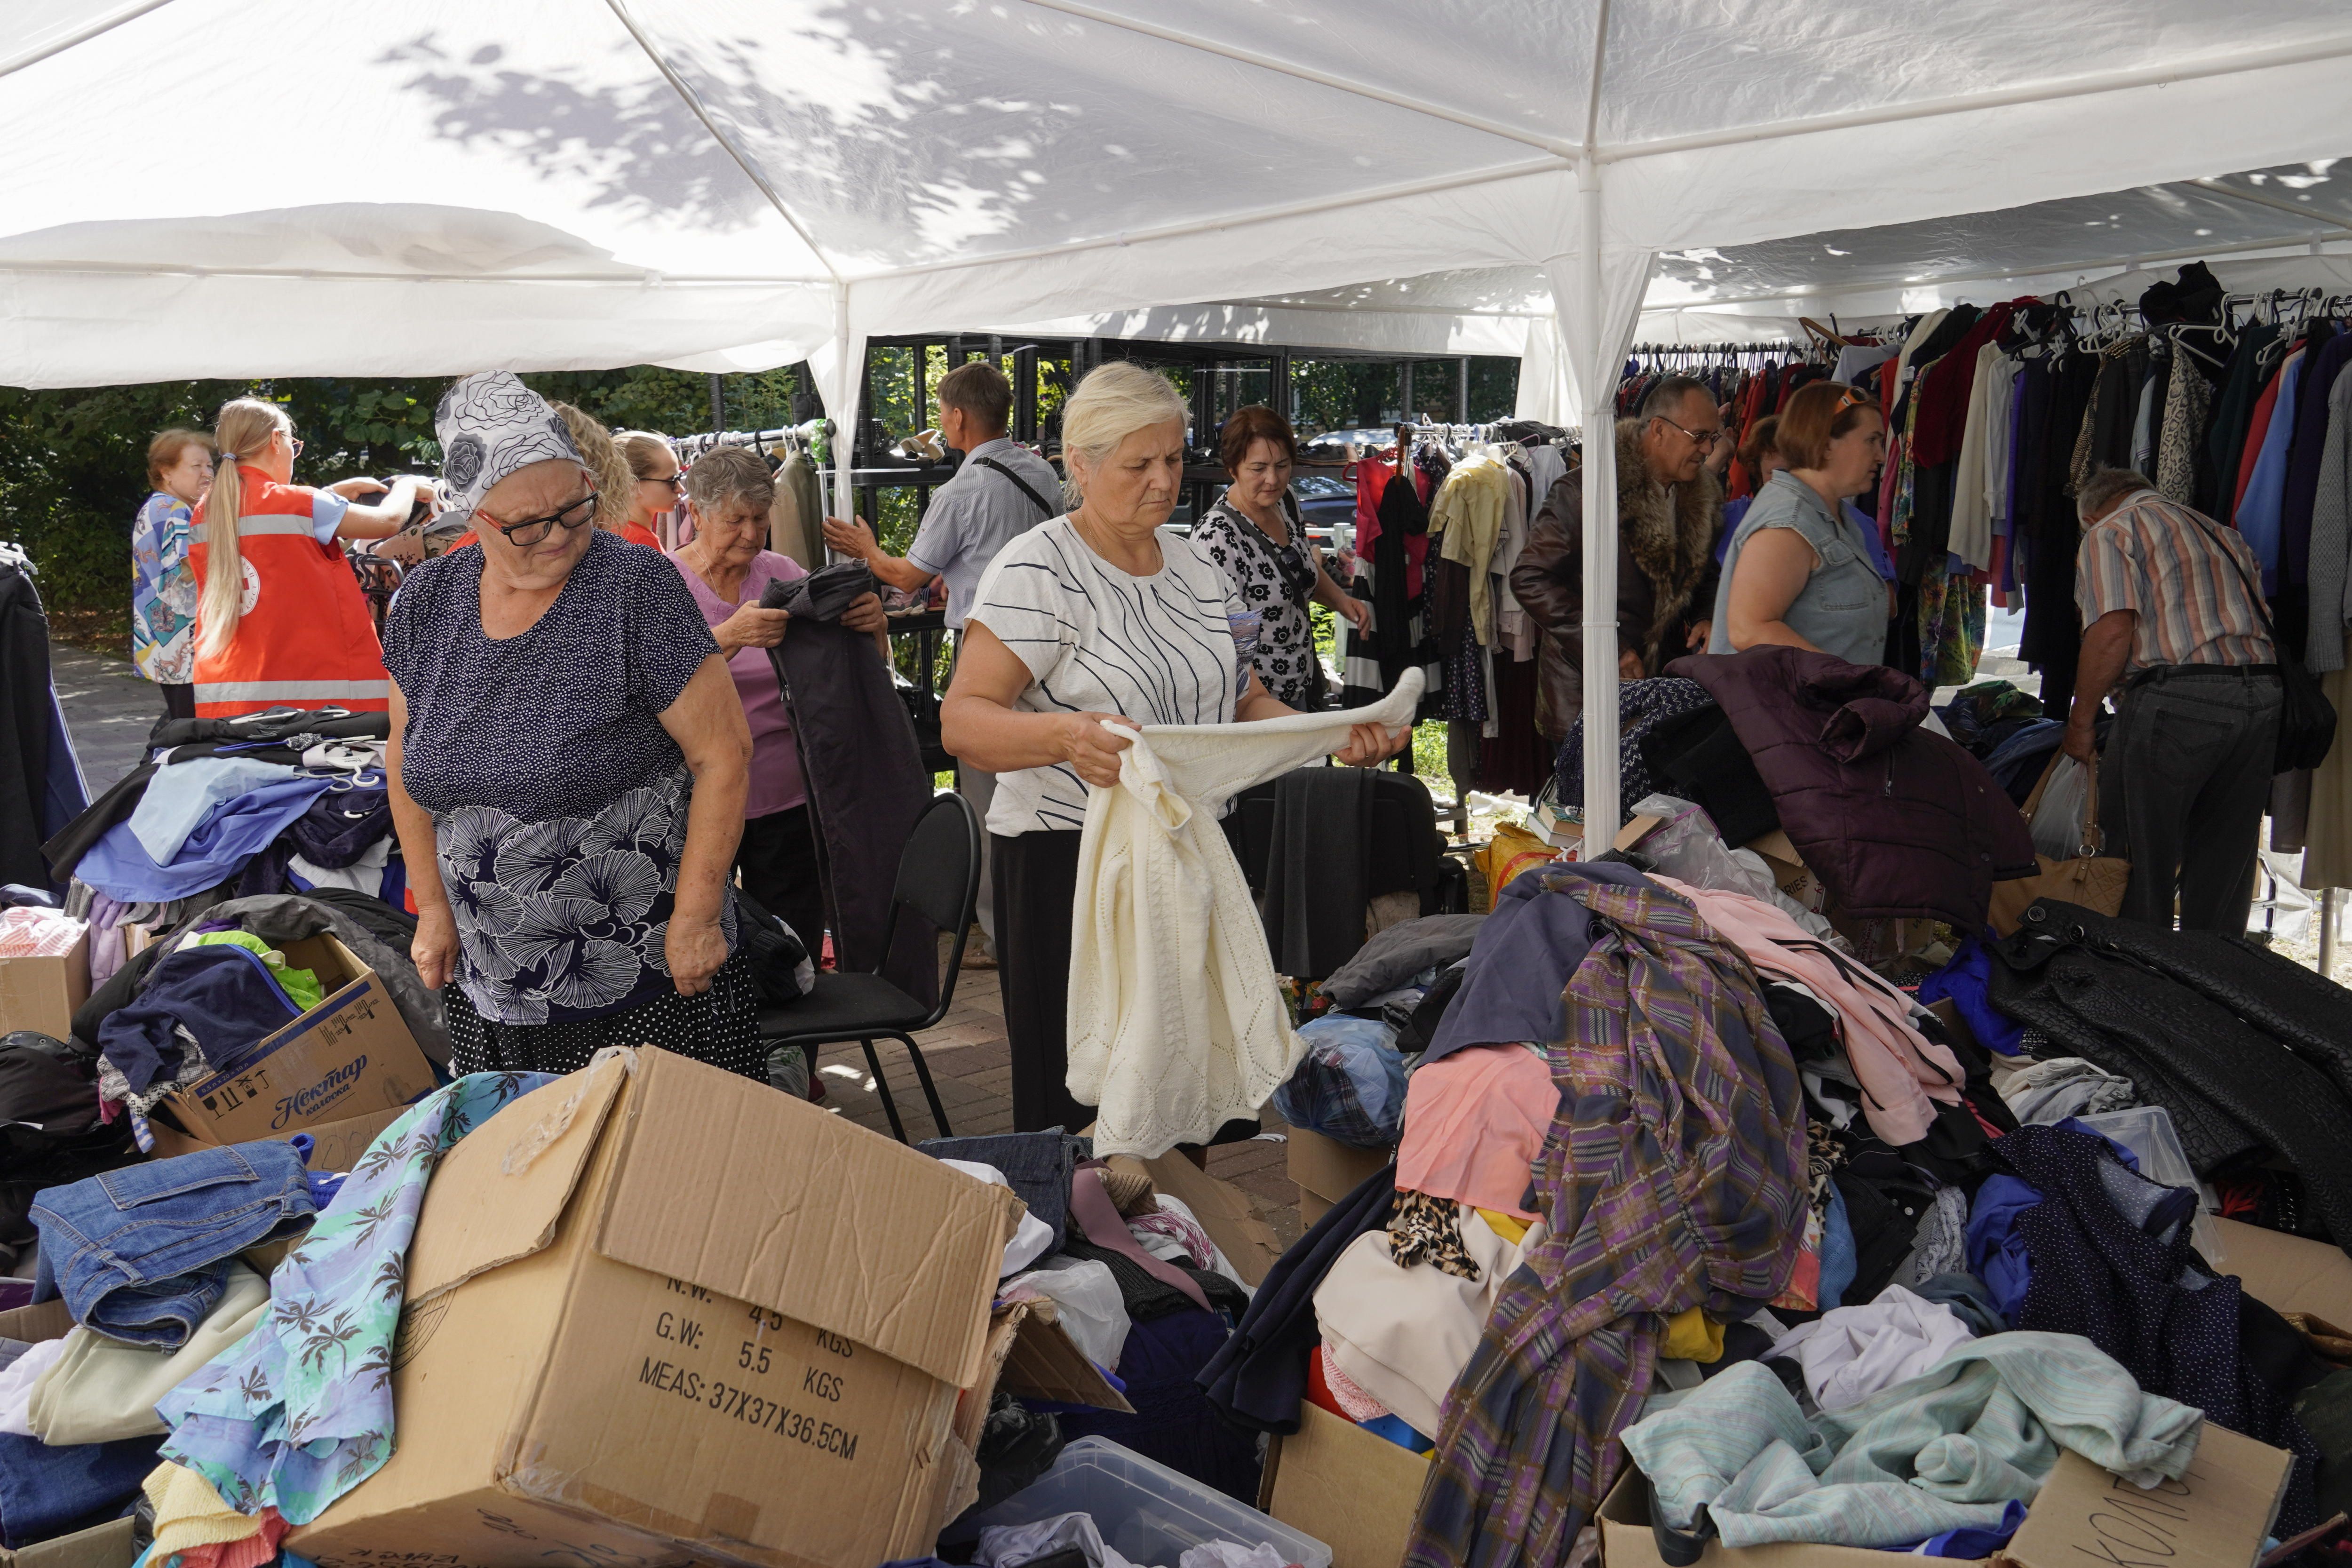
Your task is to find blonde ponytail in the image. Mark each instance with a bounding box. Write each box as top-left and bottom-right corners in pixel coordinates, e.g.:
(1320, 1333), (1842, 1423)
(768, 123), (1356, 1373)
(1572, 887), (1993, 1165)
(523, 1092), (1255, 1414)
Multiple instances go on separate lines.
(196, 399), (289, 662)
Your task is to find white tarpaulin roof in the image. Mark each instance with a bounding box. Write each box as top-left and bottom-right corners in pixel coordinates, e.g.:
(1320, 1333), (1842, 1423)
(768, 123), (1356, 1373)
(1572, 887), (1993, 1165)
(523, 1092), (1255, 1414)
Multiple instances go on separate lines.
(7, 0), (2352, 395)
(9, 0), (2352, 846)
(992, 161), (2352, 423)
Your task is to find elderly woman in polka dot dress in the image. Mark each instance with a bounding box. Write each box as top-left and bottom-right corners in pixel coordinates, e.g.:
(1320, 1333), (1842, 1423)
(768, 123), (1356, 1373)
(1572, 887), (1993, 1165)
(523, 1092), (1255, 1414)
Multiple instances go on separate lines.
(382, 373), (761, 1077)
(1191, 405), (1370, 710)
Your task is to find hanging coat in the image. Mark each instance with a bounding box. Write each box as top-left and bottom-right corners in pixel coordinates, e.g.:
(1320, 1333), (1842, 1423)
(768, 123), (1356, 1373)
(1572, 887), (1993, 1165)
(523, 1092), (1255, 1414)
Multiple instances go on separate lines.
(763, 567), (938, 1009)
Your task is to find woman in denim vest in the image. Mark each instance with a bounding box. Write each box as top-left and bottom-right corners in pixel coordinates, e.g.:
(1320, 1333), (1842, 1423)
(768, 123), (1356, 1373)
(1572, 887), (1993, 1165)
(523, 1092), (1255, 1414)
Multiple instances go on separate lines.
(1709, 382), (1892, 667)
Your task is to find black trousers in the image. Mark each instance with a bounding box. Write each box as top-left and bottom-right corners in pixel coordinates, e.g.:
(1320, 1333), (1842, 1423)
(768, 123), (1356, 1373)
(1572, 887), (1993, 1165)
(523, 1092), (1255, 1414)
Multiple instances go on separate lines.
(993, 828), (1093, 1133)
(736, 805), (826, 960)
(159, 683), (195, 721)
(2101, 666), (2283, 934)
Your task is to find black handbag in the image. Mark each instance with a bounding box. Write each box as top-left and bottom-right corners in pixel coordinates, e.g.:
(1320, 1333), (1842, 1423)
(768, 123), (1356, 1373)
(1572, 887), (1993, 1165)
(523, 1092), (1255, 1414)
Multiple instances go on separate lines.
(2185, 509), (2336, 772)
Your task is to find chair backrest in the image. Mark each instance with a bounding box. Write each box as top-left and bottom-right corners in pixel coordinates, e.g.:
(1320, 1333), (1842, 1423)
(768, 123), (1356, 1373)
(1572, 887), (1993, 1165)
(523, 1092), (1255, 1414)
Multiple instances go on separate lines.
(893, 791), (980, 937)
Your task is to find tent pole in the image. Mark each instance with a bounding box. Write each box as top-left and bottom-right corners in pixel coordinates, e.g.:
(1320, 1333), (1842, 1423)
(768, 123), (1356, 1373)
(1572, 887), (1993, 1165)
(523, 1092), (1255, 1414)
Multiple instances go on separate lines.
(1578, 154), (1620, 861)
(830, 280), (854, 557)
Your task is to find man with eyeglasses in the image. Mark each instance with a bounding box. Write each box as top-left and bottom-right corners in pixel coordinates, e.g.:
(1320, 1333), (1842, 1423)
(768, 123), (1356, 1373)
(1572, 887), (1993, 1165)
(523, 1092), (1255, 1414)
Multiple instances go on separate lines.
(1511, 374), (1727, 748)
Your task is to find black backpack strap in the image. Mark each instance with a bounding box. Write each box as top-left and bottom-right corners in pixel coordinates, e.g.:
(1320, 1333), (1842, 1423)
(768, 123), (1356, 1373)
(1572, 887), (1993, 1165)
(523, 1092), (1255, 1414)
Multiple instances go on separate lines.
(974, 456), (1056, 518)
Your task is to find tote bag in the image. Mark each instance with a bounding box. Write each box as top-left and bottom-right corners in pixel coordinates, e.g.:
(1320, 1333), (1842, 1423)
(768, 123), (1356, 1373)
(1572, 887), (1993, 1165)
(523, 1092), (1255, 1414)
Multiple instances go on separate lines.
(1987, 753), (2130, 935)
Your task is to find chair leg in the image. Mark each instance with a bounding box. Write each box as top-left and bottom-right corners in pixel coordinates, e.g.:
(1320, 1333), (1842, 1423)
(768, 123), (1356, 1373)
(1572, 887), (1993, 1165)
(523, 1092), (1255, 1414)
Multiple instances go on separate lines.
(892, 1034), (953, 1139)
(860, 1039), (909, 1143)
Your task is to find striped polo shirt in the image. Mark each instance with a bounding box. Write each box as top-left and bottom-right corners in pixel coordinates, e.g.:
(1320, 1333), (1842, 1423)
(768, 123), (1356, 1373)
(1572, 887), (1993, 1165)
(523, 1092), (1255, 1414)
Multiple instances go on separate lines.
(2074, 489), (2273, 673)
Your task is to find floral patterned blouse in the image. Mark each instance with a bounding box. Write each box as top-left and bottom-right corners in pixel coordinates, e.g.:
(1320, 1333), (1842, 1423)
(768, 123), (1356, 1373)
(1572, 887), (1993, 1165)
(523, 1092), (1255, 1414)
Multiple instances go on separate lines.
(131, 491), (198, 683)
(1192, 493), (1325, 709)
(382, 532), (732, 1024)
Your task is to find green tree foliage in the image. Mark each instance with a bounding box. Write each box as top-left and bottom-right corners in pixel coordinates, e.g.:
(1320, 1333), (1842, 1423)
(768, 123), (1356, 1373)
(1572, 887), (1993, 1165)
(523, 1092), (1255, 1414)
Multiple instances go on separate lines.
(1289, 357), (1519, 435)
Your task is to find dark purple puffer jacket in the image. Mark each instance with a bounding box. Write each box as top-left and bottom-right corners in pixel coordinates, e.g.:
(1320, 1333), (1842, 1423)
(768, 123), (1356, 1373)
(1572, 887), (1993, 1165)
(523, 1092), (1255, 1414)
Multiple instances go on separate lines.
(1668, 647), (2035, 930)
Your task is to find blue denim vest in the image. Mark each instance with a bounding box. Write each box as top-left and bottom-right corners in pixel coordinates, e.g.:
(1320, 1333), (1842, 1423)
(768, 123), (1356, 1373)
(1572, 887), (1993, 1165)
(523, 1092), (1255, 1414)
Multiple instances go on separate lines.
(32, 1141), (314, 1348)
(1709, 472), (1888, 667)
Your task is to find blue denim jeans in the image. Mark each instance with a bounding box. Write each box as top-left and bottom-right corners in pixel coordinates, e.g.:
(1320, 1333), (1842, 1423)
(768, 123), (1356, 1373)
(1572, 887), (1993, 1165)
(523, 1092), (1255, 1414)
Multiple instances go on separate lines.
(919, 1131), (1084, 1253)
(0, 1431), (161, 1547)
(32, 1141), (314, 1348)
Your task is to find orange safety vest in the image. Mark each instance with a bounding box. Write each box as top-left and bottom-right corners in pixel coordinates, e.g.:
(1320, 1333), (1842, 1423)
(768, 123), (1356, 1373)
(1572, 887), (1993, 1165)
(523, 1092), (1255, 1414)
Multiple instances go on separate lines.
(189, 467), (390, 718)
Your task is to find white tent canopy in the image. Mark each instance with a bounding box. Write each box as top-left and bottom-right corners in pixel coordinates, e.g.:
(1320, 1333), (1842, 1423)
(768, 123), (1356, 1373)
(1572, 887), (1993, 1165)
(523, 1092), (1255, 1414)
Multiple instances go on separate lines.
(9, 0), (2352, 844)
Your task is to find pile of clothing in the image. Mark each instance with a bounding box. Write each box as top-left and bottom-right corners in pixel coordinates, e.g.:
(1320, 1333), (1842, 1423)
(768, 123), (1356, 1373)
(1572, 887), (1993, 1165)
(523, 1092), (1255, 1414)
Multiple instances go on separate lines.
(68, 893), (446, 1152)
(918, 1132), (1264, 1509)
(43, 706), (403, 991)
(0, 1070), (552, 1559)
(1202, 840), (2352, 1564)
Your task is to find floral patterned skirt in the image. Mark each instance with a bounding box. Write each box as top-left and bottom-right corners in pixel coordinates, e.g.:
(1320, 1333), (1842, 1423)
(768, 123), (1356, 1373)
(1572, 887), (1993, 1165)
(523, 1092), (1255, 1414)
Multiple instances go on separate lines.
(442, 948), (763, 1081)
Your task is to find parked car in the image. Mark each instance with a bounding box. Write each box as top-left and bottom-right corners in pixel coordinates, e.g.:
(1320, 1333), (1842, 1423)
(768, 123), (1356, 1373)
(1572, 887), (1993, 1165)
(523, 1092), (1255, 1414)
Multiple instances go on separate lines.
(1290, 474), (1356, 555)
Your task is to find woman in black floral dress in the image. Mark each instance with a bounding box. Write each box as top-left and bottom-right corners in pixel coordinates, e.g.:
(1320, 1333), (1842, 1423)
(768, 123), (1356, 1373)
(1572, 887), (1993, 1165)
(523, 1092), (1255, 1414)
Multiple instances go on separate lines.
(1192, 406), (1371, 710)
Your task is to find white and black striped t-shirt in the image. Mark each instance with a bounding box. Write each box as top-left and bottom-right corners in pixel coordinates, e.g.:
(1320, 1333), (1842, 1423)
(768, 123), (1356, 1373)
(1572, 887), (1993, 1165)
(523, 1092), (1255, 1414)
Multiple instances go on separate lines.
(968, 517), (1248, 835)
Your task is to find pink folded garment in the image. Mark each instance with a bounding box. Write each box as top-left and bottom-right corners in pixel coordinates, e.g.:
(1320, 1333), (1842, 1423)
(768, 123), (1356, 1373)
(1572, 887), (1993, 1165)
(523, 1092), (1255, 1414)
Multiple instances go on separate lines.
(1653, 877), (1963, 1146)
(1394, 1043), (1556, 1221)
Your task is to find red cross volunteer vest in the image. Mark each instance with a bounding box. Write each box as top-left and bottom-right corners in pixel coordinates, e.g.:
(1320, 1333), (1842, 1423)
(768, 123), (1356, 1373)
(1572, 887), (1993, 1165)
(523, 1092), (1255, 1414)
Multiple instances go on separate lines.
(189, 466), (390, 718)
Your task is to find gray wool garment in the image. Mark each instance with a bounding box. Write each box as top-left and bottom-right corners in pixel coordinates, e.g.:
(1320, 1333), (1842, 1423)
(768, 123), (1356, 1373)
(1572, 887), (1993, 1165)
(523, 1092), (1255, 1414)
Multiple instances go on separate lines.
(1316, 913), (1488, 1009)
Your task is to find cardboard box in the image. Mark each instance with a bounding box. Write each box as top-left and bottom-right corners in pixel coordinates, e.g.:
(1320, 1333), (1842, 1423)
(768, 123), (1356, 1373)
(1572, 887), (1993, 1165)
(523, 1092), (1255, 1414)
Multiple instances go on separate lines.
(955, 1298), (1133, 1454)
(1259, 1402), (1427, 1568)
(1593, 1422), (2290, 1568)
(0, 1299), (73, 1343)
(2000, 1423), (2290, 1568)
(160, 934), (434, 1142)
(1614, 813), (1665, 852)
(148, 1102), (410, 1172)
(1286, 1125), (1394, 1230)
(0, 1518), (136, 1568)
(290, 1048), (1026, 1568)
(0, 925), (89, 1040)
(1741, 829), (1826, 913)
(1106, 1152), (1285, 1288)
(2213, 1215), (2352, 1318)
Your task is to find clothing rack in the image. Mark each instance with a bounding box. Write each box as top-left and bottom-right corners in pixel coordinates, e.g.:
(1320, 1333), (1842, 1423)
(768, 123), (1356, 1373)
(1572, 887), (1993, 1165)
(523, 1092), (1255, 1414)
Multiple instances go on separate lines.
(671, 418), (834, 464)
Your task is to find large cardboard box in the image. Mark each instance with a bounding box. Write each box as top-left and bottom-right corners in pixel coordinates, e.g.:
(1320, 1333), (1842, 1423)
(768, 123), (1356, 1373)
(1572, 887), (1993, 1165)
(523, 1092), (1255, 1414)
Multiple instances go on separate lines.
(2215, 1215), (2352, 1317)
(290, 1049), (1027, 1568)
(0, 1519), (135, 1568)
(1285, 1125), (1394, 1230)
(158, 934), (433, 1141)
(0, 925), (89, 1039)
(147, 1102), (410, 1172)
(1595, 1421), (2290, 1568)
(1259, 1402), (1427, 1568)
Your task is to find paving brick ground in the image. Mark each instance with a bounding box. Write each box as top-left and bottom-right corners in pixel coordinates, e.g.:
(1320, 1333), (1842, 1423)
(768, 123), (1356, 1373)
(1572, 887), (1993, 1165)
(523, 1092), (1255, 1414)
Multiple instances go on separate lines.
(53, 637), (1310, 1248)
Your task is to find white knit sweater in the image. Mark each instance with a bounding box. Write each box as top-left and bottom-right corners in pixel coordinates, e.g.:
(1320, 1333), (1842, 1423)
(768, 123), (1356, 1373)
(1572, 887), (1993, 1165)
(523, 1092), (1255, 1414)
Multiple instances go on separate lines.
(1068, 672), (1424, 1158)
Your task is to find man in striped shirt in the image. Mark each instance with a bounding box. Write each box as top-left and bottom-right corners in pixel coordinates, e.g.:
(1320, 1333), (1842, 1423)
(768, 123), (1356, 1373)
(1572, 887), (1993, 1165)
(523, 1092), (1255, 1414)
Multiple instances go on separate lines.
(2066, 467), (2280, 933)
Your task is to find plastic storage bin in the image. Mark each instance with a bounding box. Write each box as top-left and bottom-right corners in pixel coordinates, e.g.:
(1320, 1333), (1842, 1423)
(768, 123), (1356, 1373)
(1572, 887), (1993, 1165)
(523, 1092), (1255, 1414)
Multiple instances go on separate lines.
(962, 1438), (1333, 1568)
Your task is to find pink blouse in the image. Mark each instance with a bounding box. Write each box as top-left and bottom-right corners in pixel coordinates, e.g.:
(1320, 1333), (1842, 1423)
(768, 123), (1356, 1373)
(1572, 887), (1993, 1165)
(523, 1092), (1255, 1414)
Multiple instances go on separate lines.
(673, 549), (809, 819)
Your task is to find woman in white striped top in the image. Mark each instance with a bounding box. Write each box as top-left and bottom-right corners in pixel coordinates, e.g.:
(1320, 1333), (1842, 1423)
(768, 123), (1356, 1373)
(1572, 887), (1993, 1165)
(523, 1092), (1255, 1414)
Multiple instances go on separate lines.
(944, 361), (1403, 1132)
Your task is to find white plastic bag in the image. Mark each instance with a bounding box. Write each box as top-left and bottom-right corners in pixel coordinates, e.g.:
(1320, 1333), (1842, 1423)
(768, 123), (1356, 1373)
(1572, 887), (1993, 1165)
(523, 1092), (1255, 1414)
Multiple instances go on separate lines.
(2029, 756), (2092, 860)
(1000, 1256), (1130, 1371)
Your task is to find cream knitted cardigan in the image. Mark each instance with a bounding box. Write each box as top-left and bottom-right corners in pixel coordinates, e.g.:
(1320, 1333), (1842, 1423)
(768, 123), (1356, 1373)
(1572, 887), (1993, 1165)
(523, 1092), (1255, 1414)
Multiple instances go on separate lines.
(1069, 671), (1424, 1157)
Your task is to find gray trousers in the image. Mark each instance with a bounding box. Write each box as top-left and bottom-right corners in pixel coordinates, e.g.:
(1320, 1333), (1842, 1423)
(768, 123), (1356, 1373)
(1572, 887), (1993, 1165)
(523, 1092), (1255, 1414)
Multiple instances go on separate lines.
(2099, 665), (2283, 934)
(960, 762), (997, 947)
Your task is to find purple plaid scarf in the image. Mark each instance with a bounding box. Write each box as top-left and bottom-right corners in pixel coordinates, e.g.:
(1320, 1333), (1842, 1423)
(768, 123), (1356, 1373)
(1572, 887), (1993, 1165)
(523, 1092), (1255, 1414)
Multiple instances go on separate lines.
(1402, 876), (1808, 1568)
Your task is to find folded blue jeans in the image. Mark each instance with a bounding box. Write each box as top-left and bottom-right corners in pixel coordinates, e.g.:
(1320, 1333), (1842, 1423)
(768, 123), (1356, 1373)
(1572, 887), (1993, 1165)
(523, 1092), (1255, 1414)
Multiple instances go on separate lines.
(32, 1141), (315, 1348)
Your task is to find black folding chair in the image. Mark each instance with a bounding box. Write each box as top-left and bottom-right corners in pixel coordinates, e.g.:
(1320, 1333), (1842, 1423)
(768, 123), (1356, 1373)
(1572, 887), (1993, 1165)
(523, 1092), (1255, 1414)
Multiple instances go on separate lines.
(756, 791), (978, 1141)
